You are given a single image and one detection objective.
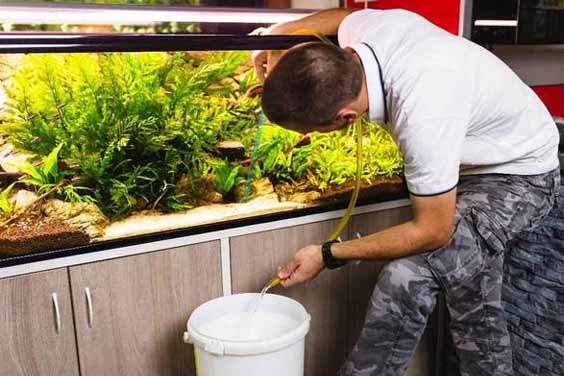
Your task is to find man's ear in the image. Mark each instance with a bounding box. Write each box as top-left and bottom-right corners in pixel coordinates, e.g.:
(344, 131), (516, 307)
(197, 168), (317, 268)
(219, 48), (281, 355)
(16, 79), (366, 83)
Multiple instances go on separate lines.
(336, 108), (358, 126)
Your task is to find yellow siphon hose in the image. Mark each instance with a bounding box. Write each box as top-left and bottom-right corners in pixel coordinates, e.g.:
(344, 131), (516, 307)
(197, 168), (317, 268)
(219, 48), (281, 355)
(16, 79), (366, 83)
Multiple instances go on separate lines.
(266, 30), (365, 290)
(268, 119), (364, 289)
(291, 28), (334, 45)
(193, 30), (363, 375)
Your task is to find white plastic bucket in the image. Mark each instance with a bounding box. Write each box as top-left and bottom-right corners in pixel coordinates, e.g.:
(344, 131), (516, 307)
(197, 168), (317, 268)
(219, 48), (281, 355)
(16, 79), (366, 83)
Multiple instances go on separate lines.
(184, 293), (311, 376)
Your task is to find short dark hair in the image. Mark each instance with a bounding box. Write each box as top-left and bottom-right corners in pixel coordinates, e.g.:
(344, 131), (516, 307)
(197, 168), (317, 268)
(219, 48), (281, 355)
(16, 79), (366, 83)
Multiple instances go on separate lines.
(261, 42), (363, 130)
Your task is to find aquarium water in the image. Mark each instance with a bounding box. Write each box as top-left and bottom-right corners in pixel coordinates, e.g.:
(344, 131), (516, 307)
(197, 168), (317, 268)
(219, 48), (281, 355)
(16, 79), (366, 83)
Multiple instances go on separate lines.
(199, 311), (299, 342)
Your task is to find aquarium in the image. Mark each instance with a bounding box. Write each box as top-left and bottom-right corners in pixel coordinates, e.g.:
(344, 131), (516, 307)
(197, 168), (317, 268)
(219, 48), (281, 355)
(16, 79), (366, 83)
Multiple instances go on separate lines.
(0, 8), (405, 261)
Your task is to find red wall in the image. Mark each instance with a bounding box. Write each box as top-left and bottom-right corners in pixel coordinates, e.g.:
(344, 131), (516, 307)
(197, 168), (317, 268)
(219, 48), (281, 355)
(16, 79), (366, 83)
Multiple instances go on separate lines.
(346, 0), (460, 35)
(532, 86), (564, 117)
(346, 0), (564, 117)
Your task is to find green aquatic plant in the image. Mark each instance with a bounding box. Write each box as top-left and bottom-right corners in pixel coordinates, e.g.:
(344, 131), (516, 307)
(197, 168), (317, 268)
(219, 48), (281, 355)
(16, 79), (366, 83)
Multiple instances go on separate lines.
(0, 183), (16, 217)
(255, 119), (403, 192)
(1, 50), (402, 220)
(1, 51), (261, 218)
(213, 161), (242, 197)
(304, 121), (403, 190)
(19, 143), (67, 193)
(253, 125), (301, 183)
(18, 143), (94, 204)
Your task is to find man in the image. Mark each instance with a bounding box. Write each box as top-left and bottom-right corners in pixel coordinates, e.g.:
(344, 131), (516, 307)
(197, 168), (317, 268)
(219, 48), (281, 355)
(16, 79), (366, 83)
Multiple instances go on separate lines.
(253, 7), (560, 376)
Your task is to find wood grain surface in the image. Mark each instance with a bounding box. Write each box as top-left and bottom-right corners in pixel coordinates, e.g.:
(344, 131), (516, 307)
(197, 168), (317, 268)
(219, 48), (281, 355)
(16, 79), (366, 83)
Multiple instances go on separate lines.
(230, 219), (350, 376)
(0, 269), (79, 376)
(69, 241), (222, 376)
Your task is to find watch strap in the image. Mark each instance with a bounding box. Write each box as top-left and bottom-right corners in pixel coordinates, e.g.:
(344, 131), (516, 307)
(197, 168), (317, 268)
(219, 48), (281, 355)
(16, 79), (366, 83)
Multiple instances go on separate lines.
(322, 240), (347, 270)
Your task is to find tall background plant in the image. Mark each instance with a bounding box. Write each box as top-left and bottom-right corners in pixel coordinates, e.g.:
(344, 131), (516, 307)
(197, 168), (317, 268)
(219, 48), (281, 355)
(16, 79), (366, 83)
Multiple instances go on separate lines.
(1, 51), (403, 221)
(1, 51), (261, 218)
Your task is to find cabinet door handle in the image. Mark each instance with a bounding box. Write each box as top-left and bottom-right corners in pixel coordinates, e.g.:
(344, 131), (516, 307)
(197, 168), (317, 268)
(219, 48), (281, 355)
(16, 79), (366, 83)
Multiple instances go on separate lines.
(354, 232), (363, 266)
(52, 293), (61, 334)
(85, 287), (93, 328)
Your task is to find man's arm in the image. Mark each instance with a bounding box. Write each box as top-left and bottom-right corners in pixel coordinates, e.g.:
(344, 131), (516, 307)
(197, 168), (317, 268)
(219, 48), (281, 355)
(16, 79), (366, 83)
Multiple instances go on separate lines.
(252, 8), (355, 81)
(332, 189), (457, 260)
(269, 8), (354, 35)
(277, 189), (457, 287)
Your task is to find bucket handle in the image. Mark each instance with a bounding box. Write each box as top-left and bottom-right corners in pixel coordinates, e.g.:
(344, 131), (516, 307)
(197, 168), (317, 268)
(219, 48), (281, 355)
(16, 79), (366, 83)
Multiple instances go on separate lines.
(183, 331), (226, 356)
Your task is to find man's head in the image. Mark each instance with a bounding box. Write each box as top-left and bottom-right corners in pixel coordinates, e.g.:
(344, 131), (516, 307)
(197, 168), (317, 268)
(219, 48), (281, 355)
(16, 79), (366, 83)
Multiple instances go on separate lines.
(261, 42), (364, 133)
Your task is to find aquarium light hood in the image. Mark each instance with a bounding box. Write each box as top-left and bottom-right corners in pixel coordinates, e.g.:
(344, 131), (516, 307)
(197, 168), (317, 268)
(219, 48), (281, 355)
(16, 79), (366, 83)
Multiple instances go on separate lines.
(0, 33), (337, 54)
(0, 3), (312, 26)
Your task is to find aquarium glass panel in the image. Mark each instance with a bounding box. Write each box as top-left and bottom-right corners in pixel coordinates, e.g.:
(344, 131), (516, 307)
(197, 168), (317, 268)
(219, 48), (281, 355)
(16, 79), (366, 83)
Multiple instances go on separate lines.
(0, 50), (404, 258)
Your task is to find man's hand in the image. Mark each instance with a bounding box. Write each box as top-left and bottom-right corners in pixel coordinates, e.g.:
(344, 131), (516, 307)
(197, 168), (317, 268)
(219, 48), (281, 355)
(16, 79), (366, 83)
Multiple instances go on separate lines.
(250, 26), (275, 82)
(252, 49), (283, 83)
(277, 245), (324, 288)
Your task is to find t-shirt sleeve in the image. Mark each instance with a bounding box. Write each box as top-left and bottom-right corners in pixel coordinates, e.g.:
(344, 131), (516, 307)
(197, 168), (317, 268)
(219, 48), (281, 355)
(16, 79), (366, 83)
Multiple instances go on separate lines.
(393, 67), (473, 196)
(338, 10), (373, 47)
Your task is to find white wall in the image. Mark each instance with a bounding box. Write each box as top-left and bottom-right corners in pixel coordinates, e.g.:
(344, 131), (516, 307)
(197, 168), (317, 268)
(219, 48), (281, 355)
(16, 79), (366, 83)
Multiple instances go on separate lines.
(491, 45), (564, 86)
(291, 0), (340, 9)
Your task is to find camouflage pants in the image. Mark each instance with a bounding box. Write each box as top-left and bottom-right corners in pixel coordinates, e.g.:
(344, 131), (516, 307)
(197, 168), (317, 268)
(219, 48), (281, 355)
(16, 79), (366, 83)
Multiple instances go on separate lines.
(340, 169), (560, 376)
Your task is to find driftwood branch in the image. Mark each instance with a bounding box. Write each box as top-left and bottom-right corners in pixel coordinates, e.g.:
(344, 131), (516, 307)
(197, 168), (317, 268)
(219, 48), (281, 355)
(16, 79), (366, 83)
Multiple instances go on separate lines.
(0, 172), (25, 184)
(0, 180), (66, 229)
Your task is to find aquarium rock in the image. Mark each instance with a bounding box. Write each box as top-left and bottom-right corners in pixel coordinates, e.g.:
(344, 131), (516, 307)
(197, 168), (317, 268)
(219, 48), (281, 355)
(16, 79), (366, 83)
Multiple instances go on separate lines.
(286, 191), (323, 204)
(204, 191), (224, 204)
(234, 177), (274, 203)
(0, 145), (33, 174)
(42, 199), (109, 240)
(13, 190), (39, 210)
(217, 141), (246, 161)
(103, 193), (306, 241)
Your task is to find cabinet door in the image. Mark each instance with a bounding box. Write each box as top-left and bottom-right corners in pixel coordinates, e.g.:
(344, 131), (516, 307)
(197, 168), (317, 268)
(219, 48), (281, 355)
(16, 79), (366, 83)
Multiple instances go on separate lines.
(69, 241), (222, 376)
(349, 207), (441, 376)
(0, 269), (79, 376)
(230, 220), (349, 376)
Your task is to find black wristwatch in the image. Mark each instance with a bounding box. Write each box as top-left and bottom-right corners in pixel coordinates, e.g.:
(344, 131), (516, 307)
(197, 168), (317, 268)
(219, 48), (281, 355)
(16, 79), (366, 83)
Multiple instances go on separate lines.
(322, 240), (348, 270)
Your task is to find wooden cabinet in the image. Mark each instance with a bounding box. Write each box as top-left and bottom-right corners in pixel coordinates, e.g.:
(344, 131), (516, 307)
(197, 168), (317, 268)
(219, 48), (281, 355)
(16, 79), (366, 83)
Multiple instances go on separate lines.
(68, 241), (222, 376)
(0, 269), (79, 376)
(230, 220), (350, 376)
(1, 204), (443, 376)
(349, 207), (440, 376)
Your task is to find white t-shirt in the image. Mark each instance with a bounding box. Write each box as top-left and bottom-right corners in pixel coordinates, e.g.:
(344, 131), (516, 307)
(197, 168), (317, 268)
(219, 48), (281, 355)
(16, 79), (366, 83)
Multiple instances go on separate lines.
(338, 9), (560, 196)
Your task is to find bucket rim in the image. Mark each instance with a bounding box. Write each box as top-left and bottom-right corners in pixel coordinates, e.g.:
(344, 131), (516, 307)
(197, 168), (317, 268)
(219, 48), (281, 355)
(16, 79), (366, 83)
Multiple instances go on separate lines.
(185, 293), (311, 356)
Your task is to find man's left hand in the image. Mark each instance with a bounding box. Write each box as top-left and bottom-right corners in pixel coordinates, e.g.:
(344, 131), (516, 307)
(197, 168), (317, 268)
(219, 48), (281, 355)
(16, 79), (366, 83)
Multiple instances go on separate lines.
(277, 245), (324, 288)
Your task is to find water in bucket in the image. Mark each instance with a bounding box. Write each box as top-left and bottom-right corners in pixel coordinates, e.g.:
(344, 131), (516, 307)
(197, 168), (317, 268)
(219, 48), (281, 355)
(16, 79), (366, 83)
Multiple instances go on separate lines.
(200, 277), (286, 341)
(199, 311), (299, 341)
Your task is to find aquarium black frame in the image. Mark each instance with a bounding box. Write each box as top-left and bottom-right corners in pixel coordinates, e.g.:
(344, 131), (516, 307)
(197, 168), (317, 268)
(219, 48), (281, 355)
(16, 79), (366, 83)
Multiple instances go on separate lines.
(0, 33), (338, 53)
